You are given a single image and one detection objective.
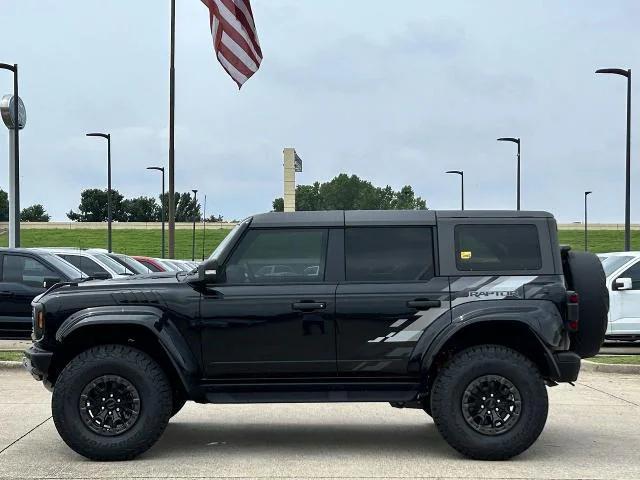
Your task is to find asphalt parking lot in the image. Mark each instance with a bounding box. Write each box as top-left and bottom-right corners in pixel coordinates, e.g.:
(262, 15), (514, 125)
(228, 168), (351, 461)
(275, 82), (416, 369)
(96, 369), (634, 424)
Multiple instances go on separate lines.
(0, 368), (639, 480)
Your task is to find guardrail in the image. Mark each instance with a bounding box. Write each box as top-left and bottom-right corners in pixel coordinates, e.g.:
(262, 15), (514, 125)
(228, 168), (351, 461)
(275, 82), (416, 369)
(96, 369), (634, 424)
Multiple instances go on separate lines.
(0, 221), (238, 230)
(0, 222), (639, 231)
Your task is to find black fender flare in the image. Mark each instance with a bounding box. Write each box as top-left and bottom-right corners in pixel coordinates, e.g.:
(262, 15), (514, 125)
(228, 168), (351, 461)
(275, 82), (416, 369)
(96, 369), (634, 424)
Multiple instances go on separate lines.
(409, 300), (566, 380)
(55, 305), (201, 397)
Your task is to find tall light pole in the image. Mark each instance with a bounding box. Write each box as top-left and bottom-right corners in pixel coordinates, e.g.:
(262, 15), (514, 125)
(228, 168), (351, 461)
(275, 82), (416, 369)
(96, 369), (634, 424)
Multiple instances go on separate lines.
(497, 137), (521, 210)
(584, 191), (592, 251)
(445, 170), (464, 210)
(202, 194), (207, 261)
(147, 166), (165, 258)
(168, 0), (176, 259)
(191, 189), (198, 261)
(0, 63), (21, 247)
(596, 68), (632, 251)
(86, 132), (112, 252)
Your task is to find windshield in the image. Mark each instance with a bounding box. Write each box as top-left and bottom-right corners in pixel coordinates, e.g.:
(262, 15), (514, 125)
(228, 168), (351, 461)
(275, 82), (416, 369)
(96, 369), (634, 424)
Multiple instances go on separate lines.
(112, 254), (150, 274)
(43, 252), (85, 279)
(159, 259), (180, 271)
(208, 219), (249, 261)
(599, 255), (633, 277)
(93, 253), (130, 275)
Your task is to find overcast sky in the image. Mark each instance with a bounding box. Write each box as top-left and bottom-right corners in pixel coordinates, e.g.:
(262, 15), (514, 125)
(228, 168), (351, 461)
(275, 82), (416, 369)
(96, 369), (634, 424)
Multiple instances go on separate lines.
(1, 1), (639, 222)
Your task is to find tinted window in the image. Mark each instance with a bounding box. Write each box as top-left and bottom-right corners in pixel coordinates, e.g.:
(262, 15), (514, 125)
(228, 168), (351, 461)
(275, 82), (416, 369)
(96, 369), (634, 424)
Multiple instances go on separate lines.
(455, 224), (541, 271)
(2, 255), (59, 287)
(620, 262), (640, 290)
(59, 254), (110, 277)
(345, 227), (434, 282)
(224, 229), (327, 283)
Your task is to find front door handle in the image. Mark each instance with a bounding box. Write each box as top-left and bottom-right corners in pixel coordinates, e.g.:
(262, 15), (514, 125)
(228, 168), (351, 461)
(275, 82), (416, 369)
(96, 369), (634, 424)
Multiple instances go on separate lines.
(407, 299), (441, 309)
(292, 301), (326, 311)
(0, 291), (15, 298)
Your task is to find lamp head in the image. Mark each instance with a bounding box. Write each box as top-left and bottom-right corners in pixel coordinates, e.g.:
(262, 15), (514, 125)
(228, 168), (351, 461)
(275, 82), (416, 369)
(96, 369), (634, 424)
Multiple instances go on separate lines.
(595, 68), (630, 77)
(86, 132), (109, 139)
(497, 137), (520, 144)
(445, 170), (463, 176)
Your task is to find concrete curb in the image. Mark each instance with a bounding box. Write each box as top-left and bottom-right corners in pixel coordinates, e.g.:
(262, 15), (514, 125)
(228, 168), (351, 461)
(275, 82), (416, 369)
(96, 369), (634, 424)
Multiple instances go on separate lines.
(582, 359), (640, 375)
(0, 360), (23, 369)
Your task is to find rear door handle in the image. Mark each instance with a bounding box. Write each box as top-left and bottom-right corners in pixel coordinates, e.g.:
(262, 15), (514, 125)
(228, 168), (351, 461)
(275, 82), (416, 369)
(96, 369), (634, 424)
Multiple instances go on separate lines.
(0, 291), (15, 298)
(292, 302), (326, 311)
(407, 299), (441, 309)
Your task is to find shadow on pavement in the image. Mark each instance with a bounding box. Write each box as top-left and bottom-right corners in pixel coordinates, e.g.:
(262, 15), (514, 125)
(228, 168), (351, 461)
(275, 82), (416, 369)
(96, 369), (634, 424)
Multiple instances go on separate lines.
(148, 420), (454, 458)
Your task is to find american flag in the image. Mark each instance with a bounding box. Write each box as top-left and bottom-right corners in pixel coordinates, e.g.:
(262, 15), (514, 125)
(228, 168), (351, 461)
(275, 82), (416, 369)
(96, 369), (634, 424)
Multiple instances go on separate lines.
(202, 0), (262, 88)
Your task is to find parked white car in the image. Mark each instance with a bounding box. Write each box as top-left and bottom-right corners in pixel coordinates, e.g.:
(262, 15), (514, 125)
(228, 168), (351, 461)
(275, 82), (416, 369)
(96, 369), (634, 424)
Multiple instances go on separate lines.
(45, 249), (128, 279)
(598, 252), (640, 341)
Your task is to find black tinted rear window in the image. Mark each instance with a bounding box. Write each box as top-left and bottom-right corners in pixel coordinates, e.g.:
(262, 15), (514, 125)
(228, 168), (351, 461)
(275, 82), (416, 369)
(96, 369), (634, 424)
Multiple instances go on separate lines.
(455, 224), (541, 271)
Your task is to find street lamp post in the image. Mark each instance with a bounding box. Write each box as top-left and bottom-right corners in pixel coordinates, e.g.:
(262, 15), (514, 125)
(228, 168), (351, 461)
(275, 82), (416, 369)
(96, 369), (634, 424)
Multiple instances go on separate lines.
(497, 137), (521, 210)
(596, 68), (632, 251)
(147, 166), (165, 258)
(86, 132), (112, 252)
(584, 191), (592, 251)
(445, 170), (464, 210)
(0, 63), (21, 247)
(191, 189), (198, 261)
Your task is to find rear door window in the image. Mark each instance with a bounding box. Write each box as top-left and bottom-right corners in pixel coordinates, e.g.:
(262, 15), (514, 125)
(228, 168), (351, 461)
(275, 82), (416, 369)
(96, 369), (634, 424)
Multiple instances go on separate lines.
(455, 224), (541, 271)
(345, 227), (434, 282)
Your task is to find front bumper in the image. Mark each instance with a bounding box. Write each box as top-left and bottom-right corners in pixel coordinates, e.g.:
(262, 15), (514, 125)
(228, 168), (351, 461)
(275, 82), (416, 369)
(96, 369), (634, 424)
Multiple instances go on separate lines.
(23, 345), (54, 390)
(552, 351), (581, 382)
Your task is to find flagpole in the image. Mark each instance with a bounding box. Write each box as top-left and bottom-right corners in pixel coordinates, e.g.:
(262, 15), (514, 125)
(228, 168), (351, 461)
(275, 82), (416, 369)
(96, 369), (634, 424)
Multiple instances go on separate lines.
(168, 0), (176, 258)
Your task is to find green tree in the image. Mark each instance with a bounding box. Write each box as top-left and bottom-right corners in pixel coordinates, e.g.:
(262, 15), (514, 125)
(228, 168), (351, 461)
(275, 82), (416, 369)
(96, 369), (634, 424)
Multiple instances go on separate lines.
(271, 174), (427, 211)
(272, 197), (284, 212)
(160, 192), (201, 222)
(122, 196), (160, 222)
(21, 204), (50, 222)
(67, 188), (126, 221)
(0, 189), (7, 221)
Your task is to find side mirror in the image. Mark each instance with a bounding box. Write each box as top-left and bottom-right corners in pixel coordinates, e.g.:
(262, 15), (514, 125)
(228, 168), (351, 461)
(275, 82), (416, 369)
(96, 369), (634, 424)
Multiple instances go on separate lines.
(43, 276), (61, 288)
(614, 277), (633, 291)
(195, 259), (218, 284)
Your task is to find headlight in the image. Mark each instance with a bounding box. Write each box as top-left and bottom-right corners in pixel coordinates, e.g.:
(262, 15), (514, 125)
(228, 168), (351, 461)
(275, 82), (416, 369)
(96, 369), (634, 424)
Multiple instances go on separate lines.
(32, 304), (45, 340)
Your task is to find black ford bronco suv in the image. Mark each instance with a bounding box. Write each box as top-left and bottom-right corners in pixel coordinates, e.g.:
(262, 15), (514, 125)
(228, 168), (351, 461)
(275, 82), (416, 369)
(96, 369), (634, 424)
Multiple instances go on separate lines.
(24, 210), (608, 461)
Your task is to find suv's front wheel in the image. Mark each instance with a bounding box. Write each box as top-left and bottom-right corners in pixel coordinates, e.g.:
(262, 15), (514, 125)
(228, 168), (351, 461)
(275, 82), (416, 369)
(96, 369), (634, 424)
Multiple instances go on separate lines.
(52, 344), (173, 460)
(430, 345), (548, 460)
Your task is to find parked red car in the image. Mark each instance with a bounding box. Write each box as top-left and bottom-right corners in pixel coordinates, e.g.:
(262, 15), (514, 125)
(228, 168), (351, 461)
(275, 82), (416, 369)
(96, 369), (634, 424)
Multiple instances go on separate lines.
(132, 256), (167, 272)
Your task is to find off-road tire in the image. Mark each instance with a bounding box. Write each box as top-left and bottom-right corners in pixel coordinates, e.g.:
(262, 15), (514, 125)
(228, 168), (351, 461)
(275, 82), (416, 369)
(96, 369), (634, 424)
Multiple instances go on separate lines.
(430, 345), (548, 460)
(52, 344), (172, 461)
(563, 250), (609, 358)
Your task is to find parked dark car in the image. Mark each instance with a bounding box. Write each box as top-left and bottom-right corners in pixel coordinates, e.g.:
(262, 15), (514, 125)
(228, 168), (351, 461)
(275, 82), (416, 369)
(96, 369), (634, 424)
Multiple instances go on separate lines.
(0, 248), (83, 338)
(24, 210), (608, 461)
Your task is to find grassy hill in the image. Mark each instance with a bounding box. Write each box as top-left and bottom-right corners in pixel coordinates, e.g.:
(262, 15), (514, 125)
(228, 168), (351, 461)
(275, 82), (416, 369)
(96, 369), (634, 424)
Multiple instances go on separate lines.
(0, 228), (230, 260)
(1, 227), (640, 258)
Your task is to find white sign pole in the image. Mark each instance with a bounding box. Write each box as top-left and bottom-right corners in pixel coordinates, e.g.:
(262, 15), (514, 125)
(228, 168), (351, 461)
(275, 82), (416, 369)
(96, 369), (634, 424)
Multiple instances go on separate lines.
(8, 130), (16, 248)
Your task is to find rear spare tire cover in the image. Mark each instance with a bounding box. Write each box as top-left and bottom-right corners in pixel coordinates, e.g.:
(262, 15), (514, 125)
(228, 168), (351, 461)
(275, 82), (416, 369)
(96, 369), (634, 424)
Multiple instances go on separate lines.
(565, 250), (609, 358)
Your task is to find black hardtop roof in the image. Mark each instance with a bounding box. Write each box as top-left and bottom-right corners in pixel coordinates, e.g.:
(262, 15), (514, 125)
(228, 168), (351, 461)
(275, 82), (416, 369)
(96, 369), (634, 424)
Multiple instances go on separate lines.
(249, 210), (553, 227)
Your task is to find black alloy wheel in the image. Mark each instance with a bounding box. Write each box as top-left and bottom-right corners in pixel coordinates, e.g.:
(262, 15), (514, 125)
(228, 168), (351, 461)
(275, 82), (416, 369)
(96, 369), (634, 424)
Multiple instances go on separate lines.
(79, 375), (141, 436)
(461, 374), (522, 435)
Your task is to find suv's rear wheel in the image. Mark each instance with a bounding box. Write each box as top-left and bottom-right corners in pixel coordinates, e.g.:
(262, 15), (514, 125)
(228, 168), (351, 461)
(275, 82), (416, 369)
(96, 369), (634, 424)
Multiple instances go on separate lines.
(52, 344), (172, 461)
(430, 345), (548, 460)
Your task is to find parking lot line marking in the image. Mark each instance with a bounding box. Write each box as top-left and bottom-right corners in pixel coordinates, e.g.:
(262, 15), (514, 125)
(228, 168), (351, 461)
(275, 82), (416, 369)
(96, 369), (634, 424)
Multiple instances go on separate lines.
(577, 382), (640, 408)
(0, 415), (51, 455)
